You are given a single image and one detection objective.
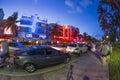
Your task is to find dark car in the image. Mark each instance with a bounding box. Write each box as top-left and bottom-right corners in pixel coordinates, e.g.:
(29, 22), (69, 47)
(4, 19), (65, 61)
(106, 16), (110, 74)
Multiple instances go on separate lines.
(14, 46), (71, 73)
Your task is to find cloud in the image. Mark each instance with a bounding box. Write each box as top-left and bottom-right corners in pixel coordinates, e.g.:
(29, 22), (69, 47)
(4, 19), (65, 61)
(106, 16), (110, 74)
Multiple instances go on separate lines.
(65, 0), (74, 9)
(33, 0), (38, 3)
(79, 0), (93, 8)
(67, 6), (82, 14)
(65, 0), (94, 13)
(76, 6), (83, 13)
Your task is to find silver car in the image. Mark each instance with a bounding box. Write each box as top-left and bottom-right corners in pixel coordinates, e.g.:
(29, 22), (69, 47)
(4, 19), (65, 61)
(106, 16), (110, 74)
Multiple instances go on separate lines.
(14, 46), (71, 73)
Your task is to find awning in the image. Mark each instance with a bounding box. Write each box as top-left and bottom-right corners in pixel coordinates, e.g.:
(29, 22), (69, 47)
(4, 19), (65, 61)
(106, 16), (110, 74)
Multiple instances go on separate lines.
(0, 35), (12, 39)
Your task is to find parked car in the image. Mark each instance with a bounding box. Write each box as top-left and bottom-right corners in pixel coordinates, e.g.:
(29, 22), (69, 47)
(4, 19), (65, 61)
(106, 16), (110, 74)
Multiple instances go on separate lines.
(66, 43), (88, 56)
(9, 42), (27, 52)
(14, 46), (71, 73)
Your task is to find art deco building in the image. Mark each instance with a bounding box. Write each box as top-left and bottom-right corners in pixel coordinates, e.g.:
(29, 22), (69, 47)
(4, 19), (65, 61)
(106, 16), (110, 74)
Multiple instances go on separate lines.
(51, 24), (79, 43)
(18, 14), (48, 41)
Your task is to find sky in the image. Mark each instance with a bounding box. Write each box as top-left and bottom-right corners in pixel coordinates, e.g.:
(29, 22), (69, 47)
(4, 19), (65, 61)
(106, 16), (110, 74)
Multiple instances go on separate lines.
(0, 0), (104, 40)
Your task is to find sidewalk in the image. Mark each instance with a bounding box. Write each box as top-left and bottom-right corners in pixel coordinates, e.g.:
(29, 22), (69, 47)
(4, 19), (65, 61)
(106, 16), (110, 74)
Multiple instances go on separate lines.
(42, 52), (109, 80)
(0, 52), (109, 80)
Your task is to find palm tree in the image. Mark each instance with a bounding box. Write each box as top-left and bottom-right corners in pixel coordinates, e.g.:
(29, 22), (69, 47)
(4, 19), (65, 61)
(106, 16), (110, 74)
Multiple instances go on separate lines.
(98, 0), (120, 42)
(4, 12), (19, 37)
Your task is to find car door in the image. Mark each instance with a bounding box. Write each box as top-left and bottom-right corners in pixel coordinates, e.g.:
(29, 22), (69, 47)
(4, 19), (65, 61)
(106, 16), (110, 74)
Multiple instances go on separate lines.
(83, 44), (88, 52)
(28, 49), (47, 66)
(36, 48), (51, 66)
(79, 44), (87, 52)
(45, 48), (63, 65)
(79, 44), (84, 52)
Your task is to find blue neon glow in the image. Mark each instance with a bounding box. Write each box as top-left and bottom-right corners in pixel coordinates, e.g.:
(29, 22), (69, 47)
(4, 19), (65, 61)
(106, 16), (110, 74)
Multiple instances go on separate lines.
(19, 15), (47, 39)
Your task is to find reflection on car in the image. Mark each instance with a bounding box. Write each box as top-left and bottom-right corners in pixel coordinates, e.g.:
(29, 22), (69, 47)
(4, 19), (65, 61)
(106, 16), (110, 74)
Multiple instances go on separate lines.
(50, 44), (67, 52)
(14, 46), (71, 73)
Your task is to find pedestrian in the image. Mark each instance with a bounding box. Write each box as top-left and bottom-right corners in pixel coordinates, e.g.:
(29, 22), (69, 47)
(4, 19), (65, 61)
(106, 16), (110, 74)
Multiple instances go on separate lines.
(7, 53), (15, 72)
(93, 42), (103, 63)
(107, 41), (112, 53)
(83, 76), (90, 80)
(1, 39), (9, 60)
(87, 43), (91, 51)
(91, 41), (96, 52)
(101, 42), (110, 61)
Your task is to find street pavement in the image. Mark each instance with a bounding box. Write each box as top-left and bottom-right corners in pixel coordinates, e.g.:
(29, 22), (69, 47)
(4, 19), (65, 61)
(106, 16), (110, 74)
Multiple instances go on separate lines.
(0, 52), (109, 80)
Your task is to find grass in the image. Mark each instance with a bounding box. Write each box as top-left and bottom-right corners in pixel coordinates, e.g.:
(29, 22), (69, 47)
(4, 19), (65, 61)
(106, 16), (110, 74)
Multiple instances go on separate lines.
(108, 44), (120, 80)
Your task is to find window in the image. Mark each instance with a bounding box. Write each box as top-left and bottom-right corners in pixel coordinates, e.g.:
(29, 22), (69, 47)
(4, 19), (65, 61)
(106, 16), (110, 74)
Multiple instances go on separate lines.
(79, 44), (83, 47)
(68, 44), (76, 47)
(46, 48), (59, 55)
(9, 42), (16, 47)
(46, 48), (53, 55)
(20, 52), (28, 56)
(36, 22), (41, 27)
(20, 20), (32, 25)
(37, 49), (46, 56)
(28, 50), (37, 55)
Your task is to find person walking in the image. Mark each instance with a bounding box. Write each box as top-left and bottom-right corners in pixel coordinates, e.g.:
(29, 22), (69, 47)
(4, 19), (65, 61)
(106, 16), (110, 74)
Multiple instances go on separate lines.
(1, 39), (9, 67)
(91, 42), (96, 52)
(7, 53), (15, 72)
(1, 39), (9, 58)
(101, 42), (110, 61)
(107, 41), (112, 53)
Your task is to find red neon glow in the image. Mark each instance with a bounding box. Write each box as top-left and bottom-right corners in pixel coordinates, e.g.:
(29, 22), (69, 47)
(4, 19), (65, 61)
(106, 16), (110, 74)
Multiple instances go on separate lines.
(52, 25), (80, 43)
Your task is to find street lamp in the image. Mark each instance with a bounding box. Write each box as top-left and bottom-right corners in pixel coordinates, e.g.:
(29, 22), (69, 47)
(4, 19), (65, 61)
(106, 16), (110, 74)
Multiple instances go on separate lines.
(106, 35), (109, 38)
(105, 35), (109, 41)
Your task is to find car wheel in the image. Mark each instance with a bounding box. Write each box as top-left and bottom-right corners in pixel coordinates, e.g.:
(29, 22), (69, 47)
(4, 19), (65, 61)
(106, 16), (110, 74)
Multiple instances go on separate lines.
(64, 57), (70, 64)
(0, 64), (4, 68)
(24, 63), (36, 73)
(85, 50), (88, 53)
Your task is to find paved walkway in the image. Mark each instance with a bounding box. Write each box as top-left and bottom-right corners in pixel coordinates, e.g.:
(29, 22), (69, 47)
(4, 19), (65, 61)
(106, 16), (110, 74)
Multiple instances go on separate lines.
(0, 52), (109, 80)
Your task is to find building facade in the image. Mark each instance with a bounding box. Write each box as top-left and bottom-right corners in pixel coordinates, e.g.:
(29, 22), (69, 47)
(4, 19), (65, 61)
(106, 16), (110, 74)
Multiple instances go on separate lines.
(0, 8), (4, 20)
(51, 24), (79, 43)
(18, 14), (49, 42)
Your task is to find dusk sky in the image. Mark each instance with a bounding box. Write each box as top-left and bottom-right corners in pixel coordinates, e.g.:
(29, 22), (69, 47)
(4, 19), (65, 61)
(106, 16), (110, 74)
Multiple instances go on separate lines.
(0, 0), (104, 40)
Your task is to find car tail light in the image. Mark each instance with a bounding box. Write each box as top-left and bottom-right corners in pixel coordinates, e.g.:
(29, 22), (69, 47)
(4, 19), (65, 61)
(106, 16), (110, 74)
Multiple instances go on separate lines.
(15, 56), (20, 59)
(75, 48), (79, 50)
(60, 50), (66, 53)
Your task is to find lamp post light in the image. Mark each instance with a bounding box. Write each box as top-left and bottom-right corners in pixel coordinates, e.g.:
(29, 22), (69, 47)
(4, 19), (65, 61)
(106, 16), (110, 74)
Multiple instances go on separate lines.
(116, 38), (118, 42)
(105, 35), (109, 41)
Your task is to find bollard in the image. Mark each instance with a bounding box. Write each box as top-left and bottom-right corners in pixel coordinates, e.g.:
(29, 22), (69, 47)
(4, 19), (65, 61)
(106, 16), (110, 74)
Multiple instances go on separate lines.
(66, 65), (74, 80)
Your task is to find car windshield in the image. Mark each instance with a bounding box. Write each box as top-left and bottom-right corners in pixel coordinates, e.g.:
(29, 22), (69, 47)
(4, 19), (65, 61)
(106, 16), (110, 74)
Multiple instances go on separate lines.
(68, 44), (76, 47)
(53, 44), (67, 47)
